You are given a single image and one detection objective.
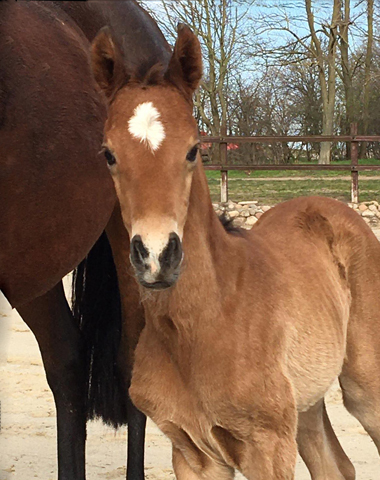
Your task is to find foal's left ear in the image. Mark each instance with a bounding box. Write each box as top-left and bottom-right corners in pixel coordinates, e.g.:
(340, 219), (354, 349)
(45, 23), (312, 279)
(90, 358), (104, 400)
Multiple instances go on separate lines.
(165, 24), (203, 101)
(91, 26), (128, 99)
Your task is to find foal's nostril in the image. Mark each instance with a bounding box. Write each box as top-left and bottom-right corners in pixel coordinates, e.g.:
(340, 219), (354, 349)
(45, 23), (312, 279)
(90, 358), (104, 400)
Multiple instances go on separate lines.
(159, 232), (182, 270)
(130, 235), (149, 267)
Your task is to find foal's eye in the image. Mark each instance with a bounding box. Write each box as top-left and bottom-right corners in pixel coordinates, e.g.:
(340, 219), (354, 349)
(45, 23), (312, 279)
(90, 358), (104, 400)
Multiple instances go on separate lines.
(104, 148), (116, 166)
(186, 145), (199, 163)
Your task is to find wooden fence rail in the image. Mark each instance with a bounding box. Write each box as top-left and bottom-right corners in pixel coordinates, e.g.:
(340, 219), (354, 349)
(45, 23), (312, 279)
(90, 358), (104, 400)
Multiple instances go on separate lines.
(201, 123), (380, 203)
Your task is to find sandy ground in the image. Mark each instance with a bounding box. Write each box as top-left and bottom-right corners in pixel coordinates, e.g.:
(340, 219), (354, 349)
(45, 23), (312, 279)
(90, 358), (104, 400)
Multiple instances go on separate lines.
(1, 230), (380, 479)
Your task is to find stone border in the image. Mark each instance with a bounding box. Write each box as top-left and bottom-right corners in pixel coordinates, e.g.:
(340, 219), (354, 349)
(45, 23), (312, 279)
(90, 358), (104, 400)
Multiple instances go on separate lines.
(213, 200), (380, 230)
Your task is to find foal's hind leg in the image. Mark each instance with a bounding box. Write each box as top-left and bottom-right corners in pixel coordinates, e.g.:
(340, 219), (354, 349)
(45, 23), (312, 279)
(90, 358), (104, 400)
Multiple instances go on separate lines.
(297, 399), (355, 480)
(339, 238), (380, 456)
(339, 362), (380, 454)
(17, 281), (86, 480)
(339, 290), (380, 455)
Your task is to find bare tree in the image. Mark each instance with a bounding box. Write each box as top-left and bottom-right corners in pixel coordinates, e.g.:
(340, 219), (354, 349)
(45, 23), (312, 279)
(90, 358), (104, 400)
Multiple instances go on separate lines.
(139, 1), (379, 165)
(143, 0), (254, 139)
(255, 0), (343, 163)
(305, 0), (341, 163)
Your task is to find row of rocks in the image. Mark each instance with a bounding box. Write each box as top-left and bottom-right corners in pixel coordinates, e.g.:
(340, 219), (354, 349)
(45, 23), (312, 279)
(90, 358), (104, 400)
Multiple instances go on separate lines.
(347, 201), (380, 226)
(213, 200), (270, 229)
(213, 199), (380, 229)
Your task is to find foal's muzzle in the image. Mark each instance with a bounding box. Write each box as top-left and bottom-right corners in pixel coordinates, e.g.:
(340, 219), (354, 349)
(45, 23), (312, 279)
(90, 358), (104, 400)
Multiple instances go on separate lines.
(130, 232), (183, 290)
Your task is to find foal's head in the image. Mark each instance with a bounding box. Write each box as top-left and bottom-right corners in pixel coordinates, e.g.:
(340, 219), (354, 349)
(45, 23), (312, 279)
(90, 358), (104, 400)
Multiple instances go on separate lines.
(91, 25), (202, 289)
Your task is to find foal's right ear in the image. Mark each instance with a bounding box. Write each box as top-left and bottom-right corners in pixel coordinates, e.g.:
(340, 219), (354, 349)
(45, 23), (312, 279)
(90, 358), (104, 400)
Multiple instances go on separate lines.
(91, 27), (128, 99)
(165, 24), (202, 101)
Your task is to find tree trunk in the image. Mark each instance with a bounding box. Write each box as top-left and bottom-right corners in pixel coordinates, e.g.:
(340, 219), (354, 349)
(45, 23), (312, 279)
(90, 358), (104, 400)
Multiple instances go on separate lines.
(360, 0), (374, 158)
(250, 143), (256, 165)
(339, 0), (353, 159)
(320, 103), (335, 164)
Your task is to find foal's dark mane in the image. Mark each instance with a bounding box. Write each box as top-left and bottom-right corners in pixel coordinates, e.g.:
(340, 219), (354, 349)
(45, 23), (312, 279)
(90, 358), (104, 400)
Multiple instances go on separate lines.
(218, 214), (246, 236)
(128, 60), (191, 103)
(125, 43), (198, 105)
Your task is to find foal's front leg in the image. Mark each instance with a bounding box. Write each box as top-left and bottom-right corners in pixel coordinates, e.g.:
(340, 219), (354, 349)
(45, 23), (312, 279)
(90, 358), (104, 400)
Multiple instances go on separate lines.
(172, 447), (234, 480)
(225, 385), (298, 479)
(171, 426), (297, 480)
(106, 207), (147, 480)
(231, 429), (297, 480)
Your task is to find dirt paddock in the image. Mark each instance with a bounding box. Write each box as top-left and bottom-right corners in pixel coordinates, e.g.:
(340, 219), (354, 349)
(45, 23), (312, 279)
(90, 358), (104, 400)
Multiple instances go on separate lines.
(1, 229), (380, 479)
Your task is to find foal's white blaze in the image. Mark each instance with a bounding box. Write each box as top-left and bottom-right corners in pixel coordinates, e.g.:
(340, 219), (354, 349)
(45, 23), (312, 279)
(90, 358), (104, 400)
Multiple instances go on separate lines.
(131, 218), (182, 282)
(128, 101), (165, 152)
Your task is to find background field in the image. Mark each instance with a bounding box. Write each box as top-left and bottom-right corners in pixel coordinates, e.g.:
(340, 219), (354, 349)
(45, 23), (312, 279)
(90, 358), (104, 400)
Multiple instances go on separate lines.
(206, 159), (380, 204)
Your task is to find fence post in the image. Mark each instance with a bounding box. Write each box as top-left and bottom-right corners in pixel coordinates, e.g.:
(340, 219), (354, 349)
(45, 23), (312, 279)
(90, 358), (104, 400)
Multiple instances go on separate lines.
(350, 122), (359, 204)
(220, 123), (228, 203)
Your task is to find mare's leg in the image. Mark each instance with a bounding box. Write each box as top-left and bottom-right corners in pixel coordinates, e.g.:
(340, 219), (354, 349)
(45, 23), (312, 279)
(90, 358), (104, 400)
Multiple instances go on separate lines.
(17, 280), (86, 480)
(106, 206), (147, 480)
(172, 447), (234, 480)
(126, 397), (146, 480)
(297, 399), (355, 480)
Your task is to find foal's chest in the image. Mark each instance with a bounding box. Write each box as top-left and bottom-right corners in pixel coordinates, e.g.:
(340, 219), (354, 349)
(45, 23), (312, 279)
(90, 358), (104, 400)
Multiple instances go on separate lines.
(129, 323), (241, 459)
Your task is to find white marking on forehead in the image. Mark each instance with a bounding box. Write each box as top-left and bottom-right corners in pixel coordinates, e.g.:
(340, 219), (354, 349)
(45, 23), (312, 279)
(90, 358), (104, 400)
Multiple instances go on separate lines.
(128, 101), (165, 152)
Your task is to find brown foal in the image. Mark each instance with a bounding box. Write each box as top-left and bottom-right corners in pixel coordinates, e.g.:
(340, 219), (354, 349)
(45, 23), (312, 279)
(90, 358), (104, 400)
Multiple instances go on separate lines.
(91, 25), (380, 480)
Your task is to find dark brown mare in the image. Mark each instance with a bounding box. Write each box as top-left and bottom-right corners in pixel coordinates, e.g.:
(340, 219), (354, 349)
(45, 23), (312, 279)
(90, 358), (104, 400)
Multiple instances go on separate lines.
(89, 24), (380, 479)
(0, 1), (169, 479)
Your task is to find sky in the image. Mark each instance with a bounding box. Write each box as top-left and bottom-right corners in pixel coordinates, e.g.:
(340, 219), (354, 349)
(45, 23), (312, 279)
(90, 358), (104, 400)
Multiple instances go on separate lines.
(141, 0), (368, 49)
(140, 0), (370, 84)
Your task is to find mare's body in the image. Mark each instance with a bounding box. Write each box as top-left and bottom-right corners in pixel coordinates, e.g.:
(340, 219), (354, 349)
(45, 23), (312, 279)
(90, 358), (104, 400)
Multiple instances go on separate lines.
(0, 1), (113, 306)
(1, 0), (170, 307)
(0, 1), (169, 478)
(90, 24), (380, 480)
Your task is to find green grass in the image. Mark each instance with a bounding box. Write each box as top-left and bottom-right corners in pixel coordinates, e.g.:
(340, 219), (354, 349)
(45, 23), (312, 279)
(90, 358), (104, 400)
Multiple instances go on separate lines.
(205, 160), (380, 204)
(205, 158), (380, 180)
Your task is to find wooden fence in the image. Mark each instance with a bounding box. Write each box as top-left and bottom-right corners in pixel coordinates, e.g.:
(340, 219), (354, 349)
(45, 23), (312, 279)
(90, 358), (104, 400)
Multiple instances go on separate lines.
(201, 123), (380, 203)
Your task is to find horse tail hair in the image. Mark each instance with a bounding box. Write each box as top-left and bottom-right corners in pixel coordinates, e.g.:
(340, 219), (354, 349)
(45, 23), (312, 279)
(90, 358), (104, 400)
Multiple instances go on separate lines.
(71, 231), (128, 427)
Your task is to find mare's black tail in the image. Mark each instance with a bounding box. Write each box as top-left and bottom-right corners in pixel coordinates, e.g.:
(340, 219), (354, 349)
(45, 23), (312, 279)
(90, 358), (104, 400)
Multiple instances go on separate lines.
(71, 231), (128, 427)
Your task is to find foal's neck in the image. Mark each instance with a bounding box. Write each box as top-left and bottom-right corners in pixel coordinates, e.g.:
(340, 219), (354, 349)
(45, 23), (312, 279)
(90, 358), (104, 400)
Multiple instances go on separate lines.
(143, 164), (243, 326)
